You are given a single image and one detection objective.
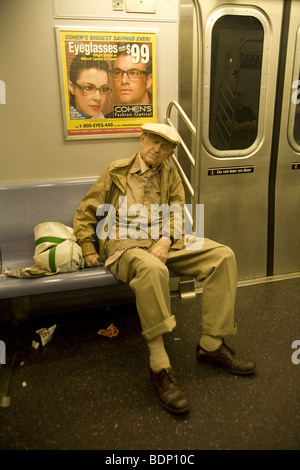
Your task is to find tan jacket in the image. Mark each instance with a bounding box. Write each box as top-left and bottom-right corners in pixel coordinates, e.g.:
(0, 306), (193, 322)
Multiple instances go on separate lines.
(73, 153), (185, 261)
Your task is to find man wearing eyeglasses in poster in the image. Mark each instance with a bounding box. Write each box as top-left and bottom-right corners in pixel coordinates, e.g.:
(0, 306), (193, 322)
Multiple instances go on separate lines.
(106, 44), (153, 118)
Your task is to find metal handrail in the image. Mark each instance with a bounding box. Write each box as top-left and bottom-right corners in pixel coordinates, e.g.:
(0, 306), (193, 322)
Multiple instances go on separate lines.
(166, 100), (197, 232)
(165, 0), (203, 234)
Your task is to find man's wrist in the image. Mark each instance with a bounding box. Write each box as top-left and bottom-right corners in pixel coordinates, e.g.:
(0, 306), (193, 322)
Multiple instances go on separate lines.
(160, 235), (174, 246)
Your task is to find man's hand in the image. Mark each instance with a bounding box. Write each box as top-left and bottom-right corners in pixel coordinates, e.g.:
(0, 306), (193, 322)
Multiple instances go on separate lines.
(149, 238), (172, 264)
(84, 254), (102, 267)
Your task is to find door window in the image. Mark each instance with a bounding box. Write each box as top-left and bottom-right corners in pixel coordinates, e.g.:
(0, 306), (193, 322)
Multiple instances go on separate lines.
(288, 28), (300, 150)
(203, 8), (269, 157)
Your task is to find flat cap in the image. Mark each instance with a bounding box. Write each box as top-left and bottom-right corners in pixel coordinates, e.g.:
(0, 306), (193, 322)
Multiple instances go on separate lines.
(141, 123), (181, 146)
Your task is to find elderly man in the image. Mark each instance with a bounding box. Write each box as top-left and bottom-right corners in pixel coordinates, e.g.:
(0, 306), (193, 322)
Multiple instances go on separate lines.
(73, 123), (256, 415)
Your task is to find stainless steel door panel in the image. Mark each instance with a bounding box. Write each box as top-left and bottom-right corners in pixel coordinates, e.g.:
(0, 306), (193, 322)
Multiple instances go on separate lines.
(274, 0), (300, 275)
(179, 0), (284, 280)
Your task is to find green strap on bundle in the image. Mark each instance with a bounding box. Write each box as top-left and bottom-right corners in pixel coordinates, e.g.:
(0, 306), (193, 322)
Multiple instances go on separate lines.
(48, 246), (57, 272)
(35, 236), (67, 273)
(35, 236), (66, 246)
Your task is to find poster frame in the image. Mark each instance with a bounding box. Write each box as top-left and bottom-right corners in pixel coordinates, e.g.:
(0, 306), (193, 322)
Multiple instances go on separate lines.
(55, 26), (157, 140)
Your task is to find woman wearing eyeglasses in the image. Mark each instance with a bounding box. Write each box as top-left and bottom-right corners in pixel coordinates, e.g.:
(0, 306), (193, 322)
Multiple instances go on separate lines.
(68, 54), (112, 119)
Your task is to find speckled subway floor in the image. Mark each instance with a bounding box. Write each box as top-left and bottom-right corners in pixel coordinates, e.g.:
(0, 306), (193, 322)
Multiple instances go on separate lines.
(0, 276), (299, 450)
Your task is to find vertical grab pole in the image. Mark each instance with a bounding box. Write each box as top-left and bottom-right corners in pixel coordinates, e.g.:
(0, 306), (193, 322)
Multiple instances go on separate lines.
(166, 0), (203, 234)
(192, 0), (203, 234)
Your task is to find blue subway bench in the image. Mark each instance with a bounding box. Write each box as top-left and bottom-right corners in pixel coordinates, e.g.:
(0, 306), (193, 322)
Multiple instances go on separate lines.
(0, 178), (182, 322)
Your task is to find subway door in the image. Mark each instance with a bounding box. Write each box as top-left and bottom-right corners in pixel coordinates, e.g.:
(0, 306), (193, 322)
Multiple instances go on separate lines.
(273, 0), (300, 276)
(197, 1), (284, 281)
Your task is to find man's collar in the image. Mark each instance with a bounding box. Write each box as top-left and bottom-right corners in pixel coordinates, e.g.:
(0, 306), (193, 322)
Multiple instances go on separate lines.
(129, 153), (162, 175)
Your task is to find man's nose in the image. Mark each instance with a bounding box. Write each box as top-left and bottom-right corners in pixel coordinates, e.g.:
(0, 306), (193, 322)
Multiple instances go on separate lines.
(153, 143), (161, 152)
(121, 72), (130, 83)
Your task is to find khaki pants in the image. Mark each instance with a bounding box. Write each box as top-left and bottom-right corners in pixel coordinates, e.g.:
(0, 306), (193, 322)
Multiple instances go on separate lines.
(109, 238), (238, 342)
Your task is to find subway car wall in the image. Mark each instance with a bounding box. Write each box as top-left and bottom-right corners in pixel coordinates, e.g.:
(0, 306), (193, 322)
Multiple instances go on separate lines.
(0, 0), (179, 183)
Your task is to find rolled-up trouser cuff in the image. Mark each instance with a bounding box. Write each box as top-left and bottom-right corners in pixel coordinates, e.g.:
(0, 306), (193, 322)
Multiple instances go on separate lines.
(142, 315), (176, 342)
(202, 321), (238, 337)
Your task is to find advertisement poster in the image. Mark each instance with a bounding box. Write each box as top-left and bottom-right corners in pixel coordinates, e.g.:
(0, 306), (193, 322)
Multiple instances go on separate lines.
(56, 28), (156, 140)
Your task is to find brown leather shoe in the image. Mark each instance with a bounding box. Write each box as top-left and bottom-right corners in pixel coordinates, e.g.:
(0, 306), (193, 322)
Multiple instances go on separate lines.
(150, 367), (189, 414)
(196, 341), (256, 375)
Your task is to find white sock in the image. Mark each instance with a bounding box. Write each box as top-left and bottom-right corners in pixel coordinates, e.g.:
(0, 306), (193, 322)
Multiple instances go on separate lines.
(199, 334), (223, 352)
(148, 335), (171, 372)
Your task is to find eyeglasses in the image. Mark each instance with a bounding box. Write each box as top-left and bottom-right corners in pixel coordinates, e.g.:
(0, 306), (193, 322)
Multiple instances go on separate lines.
(110, 68), (148, 80)
(73, 82), (112, 95)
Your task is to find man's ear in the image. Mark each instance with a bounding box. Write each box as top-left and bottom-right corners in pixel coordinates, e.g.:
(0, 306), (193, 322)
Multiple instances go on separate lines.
(167, 145), (176, 158)
(146, 74), (153, 91)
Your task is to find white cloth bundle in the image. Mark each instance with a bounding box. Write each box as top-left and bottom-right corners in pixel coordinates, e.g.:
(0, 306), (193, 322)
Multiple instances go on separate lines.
(5, 222), (84, 278)
(33, 222), (84, 273)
